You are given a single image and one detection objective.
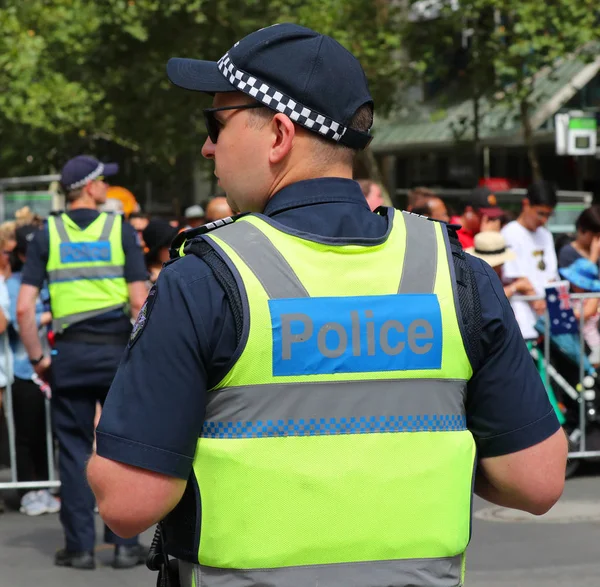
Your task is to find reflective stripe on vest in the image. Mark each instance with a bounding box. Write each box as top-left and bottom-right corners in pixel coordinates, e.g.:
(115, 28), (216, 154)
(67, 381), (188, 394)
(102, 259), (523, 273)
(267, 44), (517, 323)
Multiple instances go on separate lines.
(47, 213), (128, 332)
(179, 555), (463, 587)
(186, 211), (474, 587)
(202, 379), (467, 438)
(48, 265), (125, 283)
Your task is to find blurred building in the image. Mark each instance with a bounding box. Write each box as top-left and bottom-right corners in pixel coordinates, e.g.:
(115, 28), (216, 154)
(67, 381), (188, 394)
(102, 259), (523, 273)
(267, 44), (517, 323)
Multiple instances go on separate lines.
(372, 51), (600, 200)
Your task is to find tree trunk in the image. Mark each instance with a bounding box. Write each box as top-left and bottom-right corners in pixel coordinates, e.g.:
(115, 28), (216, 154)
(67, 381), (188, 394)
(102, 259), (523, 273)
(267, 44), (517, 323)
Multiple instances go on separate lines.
(355, 148), (393, 206)
(473, 93), (481, 184)
(520, 99), (543, 181)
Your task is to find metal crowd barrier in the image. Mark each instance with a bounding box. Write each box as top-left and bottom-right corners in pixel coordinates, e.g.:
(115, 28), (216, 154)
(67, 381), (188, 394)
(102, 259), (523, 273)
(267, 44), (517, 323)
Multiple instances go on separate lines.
(514, 292), (600, 461)
(0, 334), (59, 490)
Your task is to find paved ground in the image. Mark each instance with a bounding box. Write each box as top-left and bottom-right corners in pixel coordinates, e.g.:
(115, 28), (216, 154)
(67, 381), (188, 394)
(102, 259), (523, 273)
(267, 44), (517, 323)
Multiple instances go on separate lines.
(2, 465), (600, 587)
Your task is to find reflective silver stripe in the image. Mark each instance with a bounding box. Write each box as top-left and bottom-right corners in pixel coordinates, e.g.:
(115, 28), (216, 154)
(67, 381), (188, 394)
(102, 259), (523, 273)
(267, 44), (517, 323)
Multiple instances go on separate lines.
(52, 212), (115, 243)
(48, 264), (125, 283)
(208, 221), (309, 299)
(99, 212), (117, 241)
(52, 303), (125, 333)
(180, 555), (462, 587)
(399, 212), (438, 294)
(52, 215), (71, 243)
(203, 379), (467, 438)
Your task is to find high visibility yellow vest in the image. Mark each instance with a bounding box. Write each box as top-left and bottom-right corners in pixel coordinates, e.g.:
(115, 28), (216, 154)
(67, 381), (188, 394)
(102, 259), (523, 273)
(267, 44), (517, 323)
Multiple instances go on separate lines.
(181, 210), (475, 587)
(46, 212), (128, 333)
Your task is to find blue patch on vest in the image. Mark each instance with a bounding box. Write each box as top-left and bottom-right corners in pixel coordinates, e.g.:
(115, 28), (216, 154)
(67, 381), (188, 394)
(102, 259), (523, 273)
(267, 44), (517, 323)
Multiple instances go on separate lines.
(60, 241), (111, 264)
(270, 294), (443, 376)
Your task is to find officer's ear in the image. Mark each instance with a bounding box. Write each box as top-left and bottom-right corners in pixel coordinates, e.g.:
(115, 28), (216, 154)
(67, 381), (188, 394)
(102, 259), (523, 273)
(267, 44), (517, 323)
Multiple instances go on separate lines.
(269, 113), (296, 164)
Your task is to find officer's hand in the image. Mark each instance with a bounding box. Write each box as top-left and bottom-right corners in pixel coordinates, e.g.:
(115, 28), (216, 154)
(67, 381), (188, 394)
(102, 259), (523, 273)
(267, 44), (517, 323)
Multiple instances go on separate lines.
(34, 356), (52, 381)
(40, 312), (52, 327)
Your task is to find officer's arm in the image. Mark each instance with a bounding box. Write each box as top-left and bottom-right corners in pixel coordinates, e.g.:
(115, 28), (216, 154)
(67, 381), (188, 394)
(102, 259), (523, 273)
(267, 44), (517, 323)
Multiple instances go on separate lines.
(466, 256), (566, 515)
(127, 281), (147, 319)
(122, 221), (150, 319)
(475, 428), (567, 514)
(16, 284), (43, 360)
(87, 454), (186, 538)
(88, 260), (219, 538)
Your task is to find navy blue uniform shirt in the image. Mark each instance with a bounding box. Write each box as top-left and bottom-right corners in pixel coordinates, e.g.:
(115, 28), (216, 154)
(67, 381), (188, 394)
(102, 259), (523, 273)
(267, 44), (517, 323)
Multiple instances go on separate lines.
(97, 178), (560, 479)
(22, 209), (147, 389)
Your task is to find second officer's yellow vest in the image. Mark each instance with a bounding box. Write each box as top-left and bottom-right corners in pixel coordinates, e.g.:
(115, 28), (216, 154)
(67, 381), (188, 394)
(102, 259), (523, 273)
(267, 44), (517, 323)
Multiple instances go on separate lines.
(47, 212), (128, 333)
(182, 210), (476, 587)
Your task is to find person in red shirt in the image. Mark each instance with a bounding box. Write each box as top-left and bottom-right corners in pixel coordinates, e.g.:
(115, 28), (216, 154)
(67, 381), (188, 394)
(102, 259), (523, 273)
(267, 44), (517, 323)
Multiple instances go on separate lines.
(450, 186), (504, 249)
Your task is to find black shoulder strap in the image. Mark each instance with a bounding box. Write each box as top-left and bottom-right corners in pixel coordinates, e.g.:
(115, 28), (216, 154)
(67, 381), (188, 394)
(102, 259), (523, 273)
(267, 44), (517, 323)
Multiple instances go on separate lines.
(183, 237), (244, 347)
(445, 223), (483, 370)
(169, 213), (249, 260)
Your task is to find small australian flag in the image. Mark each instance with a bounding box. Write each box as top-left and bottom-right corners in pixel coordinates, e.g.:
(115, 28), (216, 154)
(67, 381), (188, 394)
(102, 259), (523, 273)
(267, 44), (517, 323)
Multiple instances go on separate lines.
(545, 281), (579, 335)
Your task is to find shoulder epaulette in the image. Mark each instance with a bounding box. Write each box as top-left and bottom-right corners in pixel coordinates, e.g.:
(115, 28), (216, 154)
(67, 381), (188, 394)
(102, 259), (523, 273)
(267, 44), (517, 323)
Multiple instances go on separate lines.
(169, 212), (249, 259)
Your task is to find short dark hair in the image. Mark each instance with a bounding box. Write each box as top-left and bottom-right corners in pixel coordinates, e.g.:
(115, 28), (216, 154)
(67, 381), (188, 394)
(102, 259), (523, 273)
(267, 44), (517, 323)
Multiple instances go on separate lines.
(65, 187), (83, 204)
(407, 187), (437, 207)
(527, 180), (558, 208)
(129, 211), (149, 220)
(576, 205), (600, 233)
(249, 102), (373, 162)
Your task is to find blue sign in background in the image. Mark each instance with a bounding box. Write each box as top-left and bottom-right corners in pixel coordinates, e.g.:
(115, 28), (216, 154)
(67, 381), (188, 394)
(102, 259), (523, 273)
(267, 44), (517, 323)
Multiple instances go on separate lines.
(60, 241), (111, 264)
(270, 294), (442, 376)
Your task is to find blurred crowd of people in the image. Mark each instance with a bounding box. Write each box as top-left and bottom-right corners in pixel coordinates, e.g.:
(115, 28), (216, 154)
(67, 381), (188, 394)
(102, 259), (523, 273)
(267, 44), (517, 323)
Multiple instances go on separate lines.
(362, 178), (600, 368)
(1, 170), (599, 550)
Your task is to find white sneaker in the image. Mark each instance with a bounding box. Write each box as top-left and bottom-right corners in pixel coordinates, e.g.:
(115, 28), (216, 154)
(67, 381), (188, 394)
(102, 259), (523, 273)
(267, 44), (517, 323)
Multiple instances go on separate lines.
(20, 491), (47, 516)
(38, 490), (61, 514)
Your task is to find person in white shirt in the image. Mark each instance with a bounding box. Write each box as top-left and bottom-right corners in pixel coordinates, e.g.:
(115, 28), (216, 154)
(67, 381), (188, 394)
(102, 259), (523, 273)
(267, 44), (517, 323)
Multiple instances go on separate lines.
(501, 180), (559, 340)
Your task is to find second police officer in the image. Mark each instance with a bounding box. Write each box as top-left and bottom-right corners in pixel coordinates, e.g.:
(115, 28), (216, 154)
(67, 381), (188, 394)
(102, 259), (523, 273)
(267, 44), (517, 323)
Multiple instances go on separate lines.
(88, 24), (567, 587)
(17, 156), (149, 570)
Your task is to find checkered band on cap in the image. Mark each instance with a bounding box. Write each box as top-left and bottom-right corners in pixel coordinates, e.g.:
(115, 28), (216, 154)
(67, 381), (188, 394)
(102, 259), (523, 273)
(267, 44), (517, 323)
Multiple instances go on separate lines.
(67, 163), (105, 190)
(217, 53), (347, 143)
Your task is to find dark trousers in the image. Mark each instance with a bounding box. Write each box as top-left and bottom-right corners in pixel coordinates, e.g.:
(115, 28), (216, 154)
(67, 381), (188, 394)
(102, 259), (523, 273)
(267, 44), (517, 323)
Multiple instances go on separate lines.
(51, 386), (139, 552)
(13, 377), (49, 496)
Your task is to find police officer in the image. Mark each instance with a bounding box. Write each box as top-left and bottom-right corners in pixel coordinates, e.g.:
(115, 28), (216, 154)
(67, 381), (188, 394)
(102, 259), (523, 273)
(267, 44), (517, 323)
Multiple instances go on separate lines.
(88, 24), (567, 587)
(17, 155), (149, 570)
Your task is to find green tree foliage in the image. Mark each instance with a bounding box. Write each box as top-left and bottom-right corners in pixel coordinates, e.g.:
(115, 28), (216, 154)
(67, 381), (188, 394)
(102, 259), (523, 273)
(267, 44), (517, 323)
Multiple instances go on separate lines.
(403, 0), (600, 179)
(0, 0), (401, 179)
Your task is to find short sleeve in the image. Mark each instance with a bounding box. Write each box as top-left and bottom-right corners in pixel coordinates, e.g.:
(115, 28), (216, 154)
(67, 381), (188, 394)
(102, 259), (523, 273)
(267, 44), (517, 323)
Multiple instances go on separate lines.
(466, 256), (560, 458)
(121, 221), (147, 283)
(21, 228), (49, 288)
(96, 254), (238, 479)
(500, 224), (523, 280)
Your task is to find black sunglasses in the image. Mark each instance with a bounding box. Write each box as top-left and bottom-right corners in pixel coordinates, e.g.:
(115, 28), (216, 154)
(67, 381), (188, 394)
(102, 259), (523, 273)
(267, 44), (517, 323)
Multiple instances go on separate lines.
(203, 103), (267, 144)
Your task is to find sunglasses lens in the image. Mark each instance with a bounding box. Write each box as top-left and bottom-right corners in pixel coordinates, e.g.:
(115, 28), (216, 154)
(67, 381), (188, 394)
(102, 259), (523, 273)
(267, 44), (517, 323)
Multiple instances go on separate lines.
(204, 112), (219, 144)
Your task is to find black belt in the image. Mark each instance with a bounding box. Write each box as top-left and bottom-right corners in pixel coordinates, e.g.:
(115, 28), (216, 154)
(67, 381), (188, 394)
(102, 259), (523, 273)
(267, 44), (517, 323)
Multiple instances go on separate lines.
(55, 329), (130, 346)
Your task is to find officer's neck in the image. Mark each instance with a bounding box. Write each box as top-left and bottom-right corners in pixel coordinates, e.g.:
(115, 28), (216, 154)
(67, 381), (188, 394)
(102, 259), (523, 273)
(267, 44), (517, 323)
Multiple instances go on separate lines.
(267, 162), (353, 202)
(68, 195), (98, 212)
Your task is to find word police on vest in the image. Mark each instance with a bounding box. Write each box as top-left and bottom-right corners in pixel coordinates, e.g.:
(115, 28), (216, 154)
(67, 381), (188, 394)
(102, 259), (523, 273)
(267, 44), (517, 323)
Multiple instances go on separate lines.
(60, 242), (112, 264)
(270, 294), (443, 376)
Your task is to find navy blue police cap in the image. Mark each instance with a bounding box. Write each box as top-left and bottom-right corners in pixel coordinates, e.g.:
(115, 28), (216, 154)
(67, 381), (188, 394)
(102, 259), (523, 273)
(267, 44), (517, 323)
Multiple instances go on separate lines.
(60, 155), (119, 192)
(167, 23), (374, 150)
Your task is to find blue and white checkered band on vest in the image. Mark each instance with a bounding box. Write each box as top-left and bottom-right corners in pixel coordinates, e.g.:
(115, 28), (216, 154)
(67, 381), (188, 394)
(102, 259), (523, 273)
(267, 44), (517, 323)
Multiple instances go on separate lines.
(217, 53), (346, 143)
